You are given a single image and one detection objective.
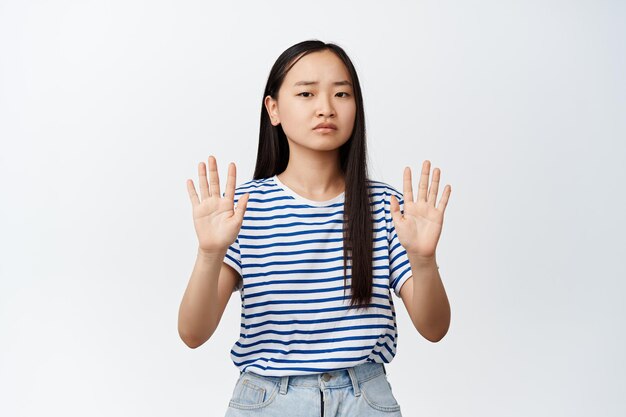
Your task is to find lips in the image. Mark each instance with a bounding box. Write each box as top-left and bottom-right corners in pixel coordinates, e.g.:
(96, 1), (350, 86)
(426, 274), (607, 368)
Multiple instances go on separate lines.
(314, 122), (337, 130)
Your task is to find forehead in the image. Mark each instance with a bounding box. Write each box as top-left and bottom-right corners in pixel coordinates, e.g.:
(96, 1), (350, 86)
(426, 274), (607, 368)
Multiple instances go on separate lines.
(283, 50), (351, 86)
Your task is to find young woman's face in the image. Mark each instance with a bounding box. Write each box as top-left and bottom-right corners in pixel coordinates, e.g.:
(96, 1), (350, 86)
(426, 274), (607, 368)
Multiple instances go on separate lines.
(265, 50), (356, 152)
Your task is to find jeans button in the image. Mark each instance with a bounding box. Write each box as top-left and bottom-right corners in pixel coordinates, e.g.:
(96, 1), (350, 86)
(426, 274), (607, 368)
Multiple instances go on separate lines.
(322, 373), (331, 381)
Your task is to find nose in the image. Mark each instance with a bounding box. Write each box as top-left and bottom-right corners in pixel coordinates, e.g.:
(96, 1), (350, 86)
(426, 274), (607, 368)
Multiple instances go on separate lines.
(316, 94), (335, 118)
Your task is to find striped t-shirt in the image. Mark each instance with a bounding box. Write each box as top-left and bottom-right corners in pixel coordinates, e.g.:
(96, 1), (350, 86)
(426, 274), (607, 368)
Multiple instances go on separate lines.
(222, 174), (413, 377)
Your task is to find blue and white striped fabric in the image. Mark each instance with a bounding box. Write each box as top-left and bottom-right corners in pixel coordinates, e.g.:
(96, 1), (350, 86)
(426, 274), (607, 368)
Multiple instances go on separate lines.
(222, 174), (413, 377)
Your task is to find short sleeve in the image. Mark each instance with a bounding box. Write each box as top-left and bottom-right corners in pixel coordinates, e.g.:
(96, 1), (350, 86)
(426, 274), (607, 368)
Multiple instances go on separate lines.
(385, 187), (413, 298)
(223, 237), (243, 293)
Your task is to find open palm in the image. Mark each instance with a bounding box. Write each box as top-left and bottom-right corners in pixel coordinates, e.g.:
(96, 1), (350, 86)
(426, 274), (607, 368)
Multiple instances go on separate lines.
(186, 156), (250, 255)
(390, 160), (451, 259)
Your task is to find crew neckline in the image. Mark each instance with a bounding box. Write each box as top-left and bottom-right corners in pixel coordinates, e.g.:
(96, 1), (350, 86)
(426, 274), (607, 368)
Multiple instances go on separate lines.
(273, 174), (345, 207)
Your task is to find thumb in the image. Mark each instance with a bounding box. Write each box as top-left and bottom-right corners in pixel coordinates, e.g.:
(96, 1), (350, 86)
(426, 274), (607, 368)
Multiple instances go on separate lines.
(235, 193), (250, 221)
(390, 194), (403, 225)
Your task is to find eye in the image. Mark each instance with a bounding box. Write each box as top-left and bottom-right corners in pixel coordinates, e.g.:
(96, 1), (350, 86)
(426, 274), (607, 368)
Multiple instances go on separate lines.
(336, 92), (351, 98)
(297, 92), (312, 97)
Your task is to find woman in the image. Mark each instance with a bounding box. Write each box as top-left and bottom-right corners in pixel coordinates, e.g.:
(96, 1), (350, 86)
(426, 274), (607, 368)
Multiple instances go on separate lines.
(179, 39), (452, 416)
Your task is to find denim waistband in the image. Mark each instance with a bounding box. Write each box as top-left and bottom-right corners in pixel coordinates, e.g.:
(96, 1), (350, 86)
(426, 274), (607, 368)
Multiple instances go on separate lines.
(239, 362), (387, 395)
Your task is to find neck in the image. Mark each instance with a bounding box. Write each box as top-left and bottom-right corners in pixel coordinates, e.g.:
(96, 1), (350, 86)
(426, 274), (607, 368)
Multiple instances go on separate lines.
(277, 150), (345, 196)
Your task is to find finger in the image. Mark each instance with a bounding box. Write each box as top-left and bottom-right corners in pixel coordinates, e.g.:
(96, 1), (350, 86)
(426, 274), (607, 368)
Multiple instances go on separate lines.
(199, 162), (209, 201)
(428, 167), (441, 206)
(235, 193), (250, 221)
(403, 166), (414, 203)
(224, 162), (236, 201)
(208, 155), (220, 198)
(390, 194), (403, 225)
(437, 184), (451, 212)
(187, 179), (200, 206)
(417, 160), (430, 202)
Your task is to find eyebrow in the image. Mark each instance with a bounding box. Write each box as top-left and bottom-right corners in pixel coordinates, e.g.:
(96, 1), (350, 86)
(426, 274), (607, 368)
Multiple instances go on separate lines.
(293, 80), (353, 87)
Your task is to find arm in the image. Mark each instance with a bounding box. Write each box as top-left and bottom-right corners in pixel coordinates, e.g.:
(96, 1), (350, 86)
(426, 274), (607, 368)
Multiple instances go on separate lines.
(391, 160), (452, 343)
(177, 248), (240, 348)
(180, 156), (249, 348)
(399, 254), (450, 342)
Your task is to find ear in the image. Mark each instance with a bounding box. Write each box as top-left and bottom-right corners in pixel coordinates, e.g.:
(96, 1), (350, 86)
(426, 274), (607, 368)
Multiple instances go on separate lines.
(264, 95), (280, 126)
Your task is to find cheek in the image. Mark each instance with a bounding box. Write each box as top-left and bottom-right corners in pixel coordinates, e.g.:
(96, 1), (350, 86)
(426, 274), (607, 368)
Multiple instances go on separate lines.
(344, 102), (357, 121)
(281, 102), (307, 122)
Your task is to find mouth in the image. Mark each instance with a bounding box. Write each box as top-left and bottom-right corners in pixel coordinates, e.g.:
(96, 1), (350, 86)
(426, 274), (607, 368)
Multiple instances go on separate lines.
(313, 127), (337, 133)
(313, 123), (337, 130)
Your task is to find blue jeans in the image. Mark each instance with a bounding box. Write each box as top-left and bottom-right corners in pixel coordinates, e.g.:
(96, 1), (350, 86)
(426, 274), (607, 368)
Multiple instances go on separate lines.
(224, 362), (402, 416)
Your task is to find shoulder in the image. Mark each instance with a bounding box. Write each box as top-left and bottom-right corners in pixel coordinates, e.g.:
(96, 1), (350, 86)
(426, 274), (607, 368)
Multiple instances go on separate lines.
(366, 178), (404, 203)
(230, 177), (275, 201)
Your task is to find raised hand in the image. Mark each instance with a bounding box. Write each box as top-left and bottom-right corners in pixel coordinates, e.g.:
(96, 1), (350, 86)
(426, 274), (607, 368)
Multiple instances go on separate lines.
(186, 155), (250, 255)
(389, 160), (451, 260)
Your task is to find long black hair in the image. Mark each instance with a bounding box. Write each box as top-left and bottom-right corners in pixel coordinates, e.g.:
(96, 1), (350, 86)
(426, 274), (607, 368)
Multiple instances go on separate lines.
(252, 39), (374, 309)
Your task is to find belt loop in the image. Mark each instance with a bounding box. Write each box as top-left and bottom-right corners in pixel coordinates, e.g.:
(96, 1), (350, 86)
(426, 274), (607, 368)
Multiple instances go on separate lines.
(279, 375), (289, 395)
(382, 363), (387, 375)
(347, 367), (361, 397)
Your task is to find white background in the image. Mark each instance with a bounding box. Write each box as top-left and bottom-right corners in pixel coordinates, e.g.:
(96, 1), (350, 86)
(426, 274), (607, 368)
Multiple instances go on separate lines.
(1, 1), (625, 416)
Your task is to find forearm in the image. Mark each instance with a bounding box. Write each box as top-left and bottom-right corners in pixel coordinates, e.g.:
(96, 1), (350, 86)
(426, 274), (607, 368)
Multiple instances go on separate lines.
(407, 253), (451, 342)
(178, 248), (226, 347)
